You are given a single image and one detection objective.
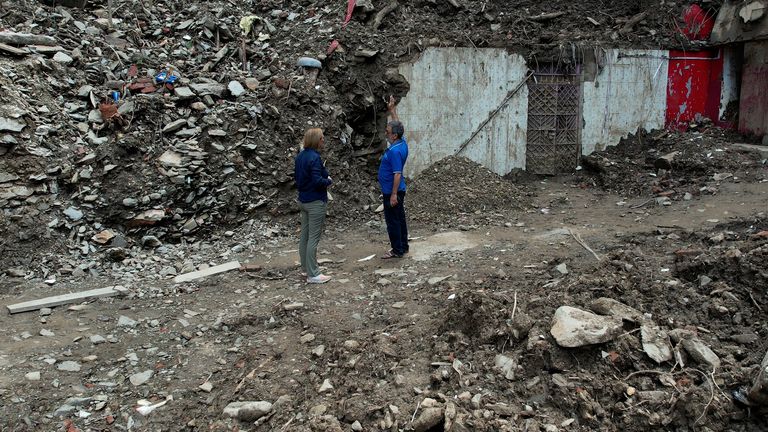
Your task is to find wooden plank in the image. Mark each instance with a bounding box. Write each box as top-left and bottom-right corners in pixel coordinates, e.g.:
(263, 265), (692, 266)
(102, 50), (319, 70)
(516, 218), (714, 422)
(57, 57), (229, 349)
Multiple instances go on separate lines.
(7, 286), (124, 314)
(0, 43), (28, 56)
(173, 261), (241, 283)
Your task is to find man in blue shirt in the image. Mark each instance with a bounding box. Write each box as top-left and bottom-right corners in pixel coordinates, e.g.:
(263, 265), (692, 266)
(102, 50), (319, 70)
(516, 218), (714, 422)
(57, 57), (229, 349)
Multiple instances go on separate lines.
(378, 96), (409, 259)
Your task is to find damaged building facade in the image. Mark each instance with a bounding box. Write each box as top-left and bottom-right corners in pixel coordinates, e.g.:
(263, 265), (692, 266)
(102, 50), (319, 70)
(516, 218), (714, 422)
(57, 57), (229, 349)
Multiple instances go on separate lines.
(398, 1), (768, 177)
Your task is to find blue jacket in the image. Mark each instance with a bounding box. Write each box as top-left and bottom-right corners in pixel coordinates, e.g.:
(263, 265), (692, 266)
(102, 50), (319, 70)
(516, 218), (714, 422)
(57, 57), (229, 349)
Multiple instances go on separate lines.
(295, 148), (332, 203)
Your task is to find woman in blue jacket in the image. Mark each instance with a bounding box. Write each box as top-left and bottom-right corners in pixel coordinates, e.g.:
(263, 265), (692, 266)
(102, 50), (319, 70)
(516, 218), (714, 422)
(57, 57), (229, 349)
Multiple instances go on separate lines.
(294, 128), (333, 284)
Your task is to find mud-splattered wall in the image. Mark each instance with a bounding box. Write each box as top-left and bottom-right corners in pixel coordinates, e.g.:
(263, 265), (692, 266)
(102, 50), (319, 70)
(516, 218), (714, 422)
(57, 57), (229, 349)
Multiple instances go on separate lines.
(581, 49), (669, 155)
(397, 48), (528, 177)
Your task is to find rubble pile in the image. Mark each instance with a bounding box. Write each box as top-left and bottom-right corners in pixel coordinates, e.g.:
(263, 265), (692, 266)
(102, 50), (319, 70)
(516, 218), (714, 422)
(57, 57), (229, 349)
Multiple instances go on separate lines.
(429, 218), (768, 430)
(578, 125), (768, 199)
(409, 156), (533, 228)
(0, 0), (715, 278)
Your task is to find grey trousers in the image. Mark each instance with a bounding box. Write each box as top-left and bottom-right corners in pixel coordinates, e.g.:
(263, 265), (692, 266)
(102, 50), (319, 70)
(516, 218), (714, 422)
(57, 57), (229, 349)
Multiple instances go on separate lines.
(299, 200), (327, 277)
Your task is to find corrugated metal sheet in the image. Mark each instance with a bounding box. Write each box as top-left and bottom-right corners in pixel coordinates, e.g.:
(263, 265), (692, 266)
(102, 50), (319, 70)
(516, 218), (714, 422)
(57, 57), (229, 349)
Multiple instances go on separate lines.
(739, 40), (768, 136)
(581, 49), (669, 155)
(397, 48), (528, 177)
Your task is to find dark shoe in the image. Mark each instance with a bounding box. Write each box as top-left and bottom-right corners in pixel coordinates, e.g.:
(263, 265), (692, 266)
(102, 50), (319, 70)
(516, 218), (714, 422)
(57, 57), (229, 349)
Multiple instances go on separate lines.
(380, 250), (403, 259)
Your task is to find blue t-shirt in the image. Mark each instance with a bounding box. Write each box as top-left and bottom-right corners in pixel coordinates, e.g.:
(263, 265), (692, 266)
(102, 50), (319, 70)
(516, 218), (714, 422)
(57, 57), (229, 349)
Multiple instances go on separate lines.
(294, 148), (332, 203)
(378, 138), (408, 194)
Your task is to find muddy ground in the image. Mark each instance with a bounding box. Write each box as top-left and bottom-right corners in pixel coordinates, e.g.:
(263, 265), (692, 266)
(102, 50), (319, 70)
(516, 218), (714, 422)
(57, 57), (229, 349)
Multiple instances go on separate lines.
(0, 161), (766, 431)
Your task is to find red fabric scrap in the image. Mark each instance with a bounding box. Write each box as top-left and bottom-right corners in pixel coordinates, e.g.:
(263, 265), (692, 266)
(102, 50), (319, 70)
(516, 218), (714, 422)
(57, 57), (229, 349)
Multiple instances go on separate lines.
(343, 0), (356, 27)
(681, 4), (715, 41)
(327, 39), (340, 55)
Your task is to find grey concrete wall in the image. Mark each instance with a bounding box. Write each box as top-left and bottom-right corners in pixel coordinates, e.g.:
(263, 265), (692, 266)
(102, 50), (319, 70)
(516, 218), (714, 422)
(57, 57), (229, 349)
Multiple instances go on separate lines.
(397, 48), (529, 177)
(581, 49), (669, 155)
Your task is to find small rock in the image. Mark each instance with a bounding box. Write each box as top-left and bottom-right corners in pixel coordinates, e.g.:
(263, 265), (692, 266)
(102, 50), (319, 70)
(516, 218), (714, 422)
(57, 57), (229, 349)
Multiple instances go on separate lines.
(174, 87), (195, 99)
(39, 308), (52, 317)
(284, 302), (304, 311)
(129, 370), (153, 386)
(57, 361), (81, 372)
(391, 301), (405, 309)
(589, 297), (642, 322)
(343, 340), (360, 350)
(122, 198), (138, 207)
(117, 315), (137, 328)
(681, 338), (721, 371)
(555, 263), (568, 275)
(312, 345), (325, 357)
(53, 52), (74, 64)
(351, 420), (363, 431)
(411, 407), (443, 432)
(162, 119), (187, 134)
(25, 371), (41, 381)
(63, 207), (83, 221)
(318, 379), (333, 393)
(141, 235), (161, 248)
(199, 381), (213, 392)
(300, 333), (316, 344)
(228, 80), (246, 97)
(90, 335), (106, 345)
(641, 323), (673, 363)
(40, 329), (55, 337)
(495, 354), (517, 380)
(222, 401), (273, 422)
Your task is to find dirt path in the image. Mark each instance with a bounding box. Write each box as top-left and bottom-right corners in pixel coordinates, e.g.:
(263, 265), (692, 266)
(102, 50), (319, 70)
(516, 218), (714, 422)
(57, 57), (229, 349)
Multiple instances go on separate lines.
(0, 178), (766, 431)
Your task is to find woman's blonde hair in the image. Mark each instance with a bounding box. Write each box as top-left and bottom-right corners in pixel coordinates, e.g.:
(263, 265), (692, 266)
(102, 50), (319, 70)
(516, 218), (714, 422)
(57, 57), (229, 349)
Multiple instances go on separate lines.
(303, 128), (324, 150)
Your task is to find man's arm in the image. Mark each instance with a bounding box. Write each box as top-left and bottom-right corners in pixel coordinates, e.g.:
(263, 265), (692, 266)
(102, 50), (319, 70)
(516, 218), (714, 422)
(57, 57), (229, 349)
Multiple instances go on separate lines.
(389, 172), (401, 207)
(387, 95), (399, 122)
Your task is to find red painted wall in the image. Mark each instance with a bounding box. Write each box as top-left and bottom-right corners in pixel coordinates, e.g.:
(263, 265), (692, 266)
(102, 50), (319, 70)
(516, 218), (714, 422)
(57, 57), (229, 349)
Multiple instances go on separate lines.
(666, 50), (724, 130)
(739, 41), (768, 137)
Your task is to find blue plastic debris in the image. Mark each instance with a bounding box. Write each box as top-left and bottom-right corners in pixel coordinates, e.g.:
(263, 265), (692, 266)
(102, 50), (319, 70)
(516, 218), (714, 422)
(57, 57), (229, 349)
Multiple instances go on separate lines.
(296, 57), (322, 69)
(111, 91), (121, 102)
(154, 70), (179, 84)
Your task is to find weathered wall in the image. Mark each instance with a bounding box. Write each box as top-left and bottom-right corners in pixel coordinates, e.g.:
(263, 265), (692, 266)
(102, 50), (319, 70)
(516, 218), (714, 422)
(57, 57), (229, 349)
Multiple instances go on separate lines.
(397, 48), (528, 177)
(720, 45), (741, 126)
(581, 49), (669, 155)
(739, 41), (768, 137)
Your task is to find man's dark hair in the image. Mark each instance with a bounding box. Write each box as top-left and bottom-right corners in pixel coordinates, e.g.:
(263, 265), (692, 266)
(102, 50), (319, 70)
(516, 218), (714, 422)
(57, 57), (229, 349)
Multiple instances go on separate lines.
(388, 120), (404, 139)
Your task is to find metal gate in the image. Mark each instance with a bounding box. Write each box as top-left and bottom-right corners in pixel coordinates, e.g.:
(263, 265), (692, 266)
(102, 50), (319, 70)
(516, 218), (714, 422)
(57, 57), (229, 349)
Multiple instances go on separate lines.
(525, 65), (581, 175)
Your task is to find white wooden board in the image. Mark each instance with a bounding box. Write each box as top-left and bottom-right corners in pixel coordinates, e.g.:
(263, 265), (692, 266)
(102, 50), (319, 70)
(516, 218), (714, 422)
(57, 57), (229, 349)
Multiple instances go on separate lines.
(7, 286), (123, 314)
(173, 261), (241, 283)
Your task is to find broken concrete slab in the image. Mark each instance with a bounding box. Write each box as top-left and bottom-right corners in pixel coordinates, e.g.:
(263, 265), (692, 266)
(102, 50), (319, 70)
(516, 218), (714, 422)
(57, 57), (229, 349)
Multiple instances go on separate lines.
(550, 306), (624, 347)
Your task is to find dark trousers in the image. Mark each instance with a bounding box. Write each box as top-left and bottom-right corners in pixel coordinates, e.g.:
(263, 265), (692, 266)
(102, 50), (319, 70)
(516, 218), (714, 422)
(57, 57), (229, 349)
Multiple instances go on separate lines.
(383, 191), (408, 256)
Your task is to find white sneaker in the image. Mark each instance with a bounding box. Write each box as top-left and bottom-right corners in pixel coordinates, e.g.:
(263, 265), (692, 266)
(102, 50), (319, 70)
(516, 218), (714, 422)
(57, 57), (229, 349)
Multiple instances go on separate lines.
(307, 274), (332, 284)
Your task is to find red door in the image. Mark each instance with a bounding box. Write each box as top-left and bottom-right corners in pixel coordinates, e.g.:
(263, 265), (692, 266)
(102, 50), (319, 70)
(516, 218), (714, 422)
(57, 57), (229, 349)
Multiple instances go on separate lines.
(666, 49), (724, 130)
